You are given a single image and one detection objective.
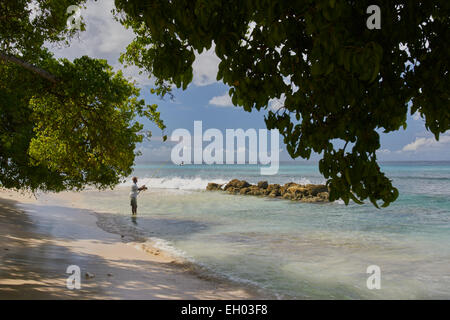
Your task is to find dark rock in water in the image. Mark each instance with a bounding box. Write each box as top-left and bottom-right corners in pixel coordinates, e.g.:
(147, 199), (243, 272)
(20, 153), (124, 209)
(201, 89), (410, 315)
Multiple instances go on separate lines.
(282, 184), (329, 201)
(248, 185), (262, 196)
(307, 184), (329, 196)
(268, 190), (280, 197)
(206, 183), (223, 191)
(302, 192), (329, 203)
(227, 187), (239, 194)
(267, 184), (280, 192)
(257, 181), (268, 189)
(317, 192), (329, 201)
(224, 179), (251, 190)
(206, 179), (329, 203)
(239, 187), (250, 195)
(280, 182), (297, 194)
(286, 185), (307, 199)
(282, 192), (292, 200)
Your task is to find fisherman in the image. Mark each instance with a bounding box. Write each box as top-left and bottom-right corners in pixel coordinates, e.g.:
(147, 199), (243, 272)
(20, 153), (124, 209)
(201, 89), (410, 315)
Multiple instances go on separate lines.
(130, 177), (147, 215)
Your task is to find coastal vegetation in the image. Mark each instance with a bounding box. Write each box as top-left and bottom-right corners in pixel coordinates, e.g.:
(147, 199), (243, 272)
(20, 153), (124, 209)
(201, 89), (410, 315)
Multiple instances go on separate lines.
(1, 1), (448, 208)
(0, 0), (165, 192)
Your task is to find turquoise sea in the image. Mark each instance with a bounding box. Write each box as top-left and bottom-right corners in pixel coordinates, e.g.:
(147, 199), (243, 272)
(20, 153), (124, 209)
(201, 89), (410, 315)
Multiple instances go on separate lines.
(78, 162), (450, 299)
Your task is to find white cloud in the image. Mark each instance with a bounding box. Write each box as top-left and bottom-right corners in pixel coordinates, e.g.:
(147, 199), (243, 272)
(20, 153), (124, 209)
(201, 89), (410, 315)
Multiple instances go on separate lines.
(269, 95), (285, 111)
(209, 92), (287, 111)
(48, 1), (222, 88)
(401, 134), (450, 152)
(112, 63), (155, 87)
(47, 0), (156, 86)
(412, 112), (422, 121)
(49, 0), (133, 60)
(209, 92), (234, 107)
(136, 144), (172, 162)
(147, 136), (171, 143)
(84, 1), (132, 54)
(192, 45), (220, 86)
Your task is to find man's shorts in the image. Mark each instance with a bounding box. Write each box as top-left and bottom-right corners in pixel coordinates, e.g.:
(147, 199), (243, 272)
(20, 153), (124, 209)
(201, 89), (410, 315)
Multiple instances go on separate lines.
(130, 197), (137, 209)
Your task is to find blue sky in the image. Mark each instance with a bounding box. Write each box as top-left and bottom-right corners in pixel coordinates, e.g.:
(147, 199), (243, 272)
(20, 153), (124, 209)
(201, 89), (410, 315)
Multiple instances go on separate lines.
(51, 0), (450, 163)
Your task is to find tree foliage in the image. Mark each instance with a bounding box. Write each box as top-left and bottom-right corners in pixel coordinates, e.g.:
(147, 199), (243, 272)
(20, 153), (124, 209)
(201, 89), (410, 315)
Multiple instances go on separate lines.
(0, 0), (165, 192)
(115, 0), (449, 207)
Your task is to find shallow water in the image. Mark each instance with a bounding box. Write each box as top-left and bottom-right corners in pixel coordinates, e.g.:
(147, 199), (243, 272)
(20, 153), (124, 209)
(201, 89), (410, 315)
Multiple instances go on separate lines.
(76, 162), (450, 299)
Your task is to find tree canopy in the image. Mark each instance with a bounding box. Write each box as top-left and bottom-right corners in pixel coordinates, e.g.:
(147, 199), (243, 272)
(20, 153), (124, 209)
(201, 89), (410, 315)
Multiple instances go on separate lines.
(0, 0), (165, 192)
(115, 0), (449, 207)
(0, 1), (448, 207)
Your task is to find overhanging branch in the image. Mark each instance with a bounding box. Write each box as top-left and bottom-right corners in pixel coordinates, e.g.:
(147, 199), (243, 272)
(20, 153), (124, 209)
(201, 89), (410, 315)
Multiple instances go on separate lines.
(0, 51), (58, 84)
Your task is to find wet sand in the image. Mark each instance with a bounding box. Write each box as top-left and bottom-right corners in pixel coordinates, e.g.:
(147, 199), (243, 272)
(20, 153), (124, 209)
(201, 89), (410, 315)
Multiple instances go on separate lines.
(0, 190), (266, 299)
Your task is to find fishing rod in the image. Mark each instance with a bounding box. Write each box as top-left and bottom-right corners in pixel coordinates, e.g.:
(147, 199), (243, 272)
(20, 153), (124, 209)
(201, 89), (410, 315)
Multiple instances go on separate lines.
(148, 160), (173, 179)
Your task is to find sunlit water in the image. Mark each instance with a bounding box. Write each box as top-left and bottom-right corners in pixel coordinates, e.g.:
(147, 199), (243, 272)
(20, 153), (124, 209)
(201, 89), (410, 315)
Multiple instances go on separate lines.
(74, 162), (450, 299)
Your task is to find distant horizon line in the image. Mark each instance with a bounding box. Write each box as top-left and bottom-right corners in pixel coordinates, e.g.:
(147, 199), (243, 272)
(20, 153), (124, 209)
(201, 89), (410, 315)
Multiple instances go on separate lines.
(135, 160), (450, 164)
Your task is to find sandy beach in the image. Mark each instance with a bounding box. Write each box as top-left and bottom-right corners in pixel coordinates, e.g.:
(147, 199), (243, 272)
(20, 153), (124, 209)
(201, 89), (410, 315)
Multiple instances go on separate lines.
(0, 189), (266, 300)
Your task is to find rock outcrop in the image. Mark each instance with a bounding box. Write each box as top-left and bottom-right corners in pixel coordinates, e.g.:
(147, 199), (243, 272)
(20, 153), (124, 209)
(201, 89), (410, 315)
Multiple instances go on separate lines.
(257, 181), (268, 189)
(206, 183), (223, 191)
(206, 180), (329, 203)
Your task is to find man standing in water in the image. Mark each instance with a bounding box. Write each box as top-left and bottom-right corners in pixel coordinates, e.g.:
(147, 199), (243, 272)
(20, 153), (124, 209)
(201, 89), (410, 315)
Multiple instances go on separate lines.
(130, 177), (147, 215)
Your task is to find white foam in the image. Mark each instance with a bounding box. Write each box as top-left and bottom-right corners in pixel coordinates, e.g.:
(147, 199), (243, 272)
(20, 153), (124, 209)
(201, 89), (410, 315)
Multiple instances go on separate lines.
(148, 237), (190, 259)
(121, 176), (323, 191)
(293, 177), (314, 185)
(121, 177), (229, 191)
(130, 237), (190, 260)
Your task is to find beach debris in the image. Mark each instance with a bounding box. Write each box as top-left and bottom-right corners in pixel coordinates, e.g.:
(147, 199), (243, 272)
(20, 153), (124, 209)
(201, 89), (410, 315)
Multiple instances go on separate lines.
(107, 273), (113, 277)
(207, 180), (329, 203)
(85, 272), (95, 279)
(142, 246), (161, 256)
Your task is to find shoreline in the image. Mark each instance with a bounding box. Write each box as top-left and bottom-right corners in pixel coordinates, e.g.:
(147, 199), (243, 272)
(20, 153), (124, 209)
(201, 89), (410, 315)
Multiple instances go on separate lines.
(0, 189), (269, 299)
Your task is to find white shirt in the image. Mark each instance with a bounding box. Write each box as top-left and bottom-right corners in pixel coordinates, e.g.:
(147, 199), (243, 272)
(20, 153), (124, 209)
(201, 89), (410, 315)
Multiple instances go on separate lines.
(130, 183), (140, 199)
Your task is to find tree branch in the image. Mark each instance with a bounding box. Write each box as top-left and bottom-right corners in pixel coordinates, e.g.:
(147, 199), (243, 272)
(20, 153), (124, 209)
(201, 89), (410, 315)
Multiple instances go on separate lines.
(0, 51), (58, 84)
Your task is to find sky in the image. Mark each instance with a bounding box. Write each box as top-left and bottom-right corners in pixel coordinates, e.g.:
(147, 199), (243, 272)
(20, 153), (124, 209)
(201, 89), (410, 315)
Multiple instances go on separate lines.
(50, 0), (450, 163)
